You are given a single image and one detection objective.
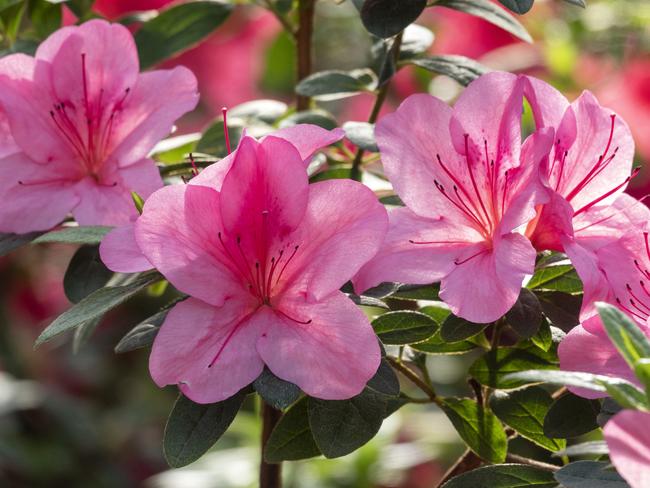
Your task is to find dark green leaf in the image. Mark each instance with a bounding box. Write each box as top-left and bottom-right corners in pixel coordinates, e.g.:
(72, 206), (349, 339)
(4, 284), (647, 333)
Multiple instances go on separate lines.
(506, 289), (543, 339)
(135, 1), (233, 69)
(308, 388), (386, 458)
(434, 0), (532, 42)
(164, 391), (245, 468)
(399, 24), (435, 60)
(409, 55), (489, 86)
(0, 231), (42, 257)
(33, 226), (112, 245)
(254, 368), (301, 411)
(264, 397), (321, 463)
(71, 316), (102, 353)
(412, 306), (484, 354)
(63, 245), (113, 304)
(372, 310), (438, 345)
(553, 441), (609, 458)
(343, 121), (378, 152)
(527, 264), (582, 293)
(469, 346), (558, 389)
(30, 0), (61, 38)
(633, 358), (650, 402)
(441, 464), (557, 488)
(490, 387), (565, 451)
(543, 393), (600, 439)
(360, 0), (426, 38)
(497, 0), (534, 14)
(554, 461), (629, 488)
(229, 99), (288, 124)
(274, 0), (293, 14)
(392, 283), (439, 300)
(597, 302), (650, 369)
(441, 398), (507, 463)
(538, 292), (581, 331)
(310, 166), (353, 183)
(296, 69), (378, 100)
(36, 272), (161, 346)
(367, 359), (400, 396)
(597, 398), (622, 427)
(530, 319), (553, 352)
(114, 301), (183, 353)
(279, 109), (338, 130)
(441, 314), (489, 342)
(563, 0), (586, 7)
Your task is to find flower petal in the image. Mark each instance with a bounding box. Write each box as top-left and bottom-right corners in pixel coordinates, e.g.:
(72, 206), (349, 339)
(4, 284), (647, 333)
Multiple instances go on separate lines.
(268, 125), (344, 164)
(150, 297), (263, 404)
(136, 184), (245, 307)
(256, 291), (381, 400)
(71, 177), (138, 226)
(99, 223), (152, 273)
(352, 206), (479, 293)
(604, 410), (650, 488)
(280, 178), (388, 301)
(440, 232), (536, 323)
(523, 75), (571, 132)
(118, 157), (163, 199)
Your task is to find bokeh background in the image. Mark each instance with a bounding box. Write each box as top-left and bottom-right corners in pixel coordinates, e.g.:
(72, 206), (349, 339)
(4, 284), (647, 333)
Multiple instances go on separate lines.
(1, 0), (648, 486)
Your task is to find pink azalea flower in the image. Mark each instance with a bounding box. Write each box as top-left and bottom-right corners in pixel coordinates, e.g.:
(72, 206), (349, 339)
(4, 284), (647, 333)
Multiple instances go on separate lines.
(523, 78), (636, 252)
(0, 20), (198, 233)
(129, 133), (386, 403)
(99, 124), (344, 273)
(353, 72), (554, 323)
(604, 410), (650, 488)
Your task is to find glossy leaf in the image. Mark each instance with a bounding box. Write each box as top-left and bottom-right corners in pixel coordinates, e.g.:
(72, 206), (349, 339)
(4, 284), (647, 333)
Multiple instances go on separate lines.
(343, 121), (378, 152)
(527, 264), (582, 294)
(543, 393), (600, 439)
(254, 368), (301, 411)
(360, 0), (427, 38)
(367, 358), (400, 396)
(538, 292), (581, 331)
(497, 0), (534, 14)
(441, 314), (489, 342)
(597, 302), (650, 369)
(553, 441), (609, 458)
(441, 464), (557, 488)
(33, 226), (112, 245)
(264, 397), (321, 463)
(469, 346), (558, 389)
(441, 398), (507, 463)
(164, 391), (245, 468)
(410, 55), (489, 86)
(296, 69), (378, 101)
(506, 288), (543, 340)
(0, 231), (42, 257)
(372, 310), (438, 345)
(63, 245), (113, 304)
(554, 461), (630, 488)
(399, 24), (435, 60)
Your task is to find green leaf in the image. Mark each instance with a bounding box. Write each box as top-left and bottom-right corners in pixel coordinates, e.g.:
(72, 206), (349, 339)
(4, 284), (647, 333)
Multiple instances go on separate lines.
(367, 358), (400, 396)
(33, 226), (112, 245)
(411, 306), (485, 354)
(254, 368), (301, 411)
(469, 346), (558, 389)
(308, 388), (386, 458)
(553, 441), (609, 458)
(63, 245), (113, 304)
(372, 310), (438, 345)
(392, 283), (440, 300)
(506, 289), (543, 340)
(114, 302), (182, 353)
(597, 302), (650, 369)
(264, 397), (321, 463)
(441, 314), (489, 343)
(441, 398), (507, 463)
(409, 55), (489, 86)
(503, 370), (648, 410)
(36, 272), (161, 346)
(497, 0), (534, 14)
(554, 461), (629, 488)
(296, 69), (378, 101)
(229, 99), (288, 124)
(310, 166), (353, 183)
(135, 1), (233, 69)
(30, 0), (62, 39)
(399, 24), (435, 60)
(278, 109), (338, 130)
(563, 0), (586, 7)
(530, 319), (553, 352)
(538, 292), (581, 330)
(72, 316), (102, 354)
(163, 391), (245, 468)
(0, 231), (42, 257)
(196, 116), (271, 158)
(597, 398), (622, 427)
(634, 358), (650, 403)
(343, 121), (378, 152)
(543, 393), (600, 439)
(440, 464), (557, 488)
(360, 0), (427, 38)
(527, 264), (582, 293)
(490, 387), (565, 451)
(434, 0), (532, 42)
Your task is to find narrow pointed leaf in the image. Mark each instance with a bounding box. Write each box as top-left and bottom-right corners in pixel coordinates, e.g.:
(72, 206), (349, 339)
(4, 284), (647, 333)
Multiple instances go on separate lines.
(32, 226), (112, 245)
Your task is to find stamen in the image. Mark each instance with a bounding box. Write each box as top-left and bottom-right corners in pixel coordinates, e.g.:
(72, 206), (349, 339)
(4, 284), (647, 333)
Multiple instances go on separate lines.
(463, 134), (491, 228)
(616, 297), (647, 321)
(222, 107), (231, 155)
(276, 308), (312, 325)
(208, 314), (253, 368)
(573, 168), (639, 216)
(188, 152), (199, 176)
(454, 248), (488, 265)
(275, 245), (300, 285)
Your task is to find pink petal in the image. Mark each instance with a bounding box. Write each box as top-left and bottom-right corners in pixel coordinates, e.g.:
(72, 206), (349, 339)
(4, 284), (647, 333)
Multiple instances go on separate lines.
(118, 157), (163, 199)
(71, 176), (138, 226)
(268, 125), (344, 164)
(279, 178), (388, 301)
(352, 207), (479, 294)
(135, 184), (245, 307)
(220, 135), (309, 242)
(440, 232), (536, 323)
(375, 93), (458, 220)
(558, 317), (640, 398)
(0, 152), (79, 233)
(150, 297), (264, 404)
(256, 291), (381, 400)
(527, 191), (575, 252)
(188, 152), (235, 191)
(99, 223), (152, 273)
(604, 410), (650, 488)
(523, 75), (571, 130)
(555, 91), (635, 213)
(108, 66), (199, 167)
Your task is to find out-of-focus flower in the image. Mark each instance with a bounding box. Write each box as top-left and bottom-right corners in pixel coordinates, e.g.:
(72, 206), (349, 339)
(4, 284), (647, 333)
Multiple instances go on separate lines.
(354, 72), (553, 323)
(603, 409), (650, 488)
(132, 133), (386, 403)
(0, 20), (198, 232)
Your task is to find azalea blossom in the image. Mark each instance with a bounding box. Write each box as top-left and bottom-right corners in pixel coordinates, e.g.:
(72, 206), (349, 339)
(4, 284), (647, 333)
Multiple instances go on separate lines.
(603, 409), (650, 488)
(130, 134), (386, 403)
(353, 72), (553, 323)
(0, 20), (198, 233)
(99, 123), (344, 273)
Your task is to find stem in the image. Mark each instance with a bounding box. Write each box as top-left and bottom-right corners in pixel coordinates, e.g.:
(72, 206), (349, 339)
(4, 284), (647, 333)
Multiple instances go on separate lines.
(435, 450), (482, 488)
(350, 32), (403, 181)
(506, 453), (560, 472)
(296, 0), (316, 111)
(386, 356), (440, 405)
(260, 401), (282, 488)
